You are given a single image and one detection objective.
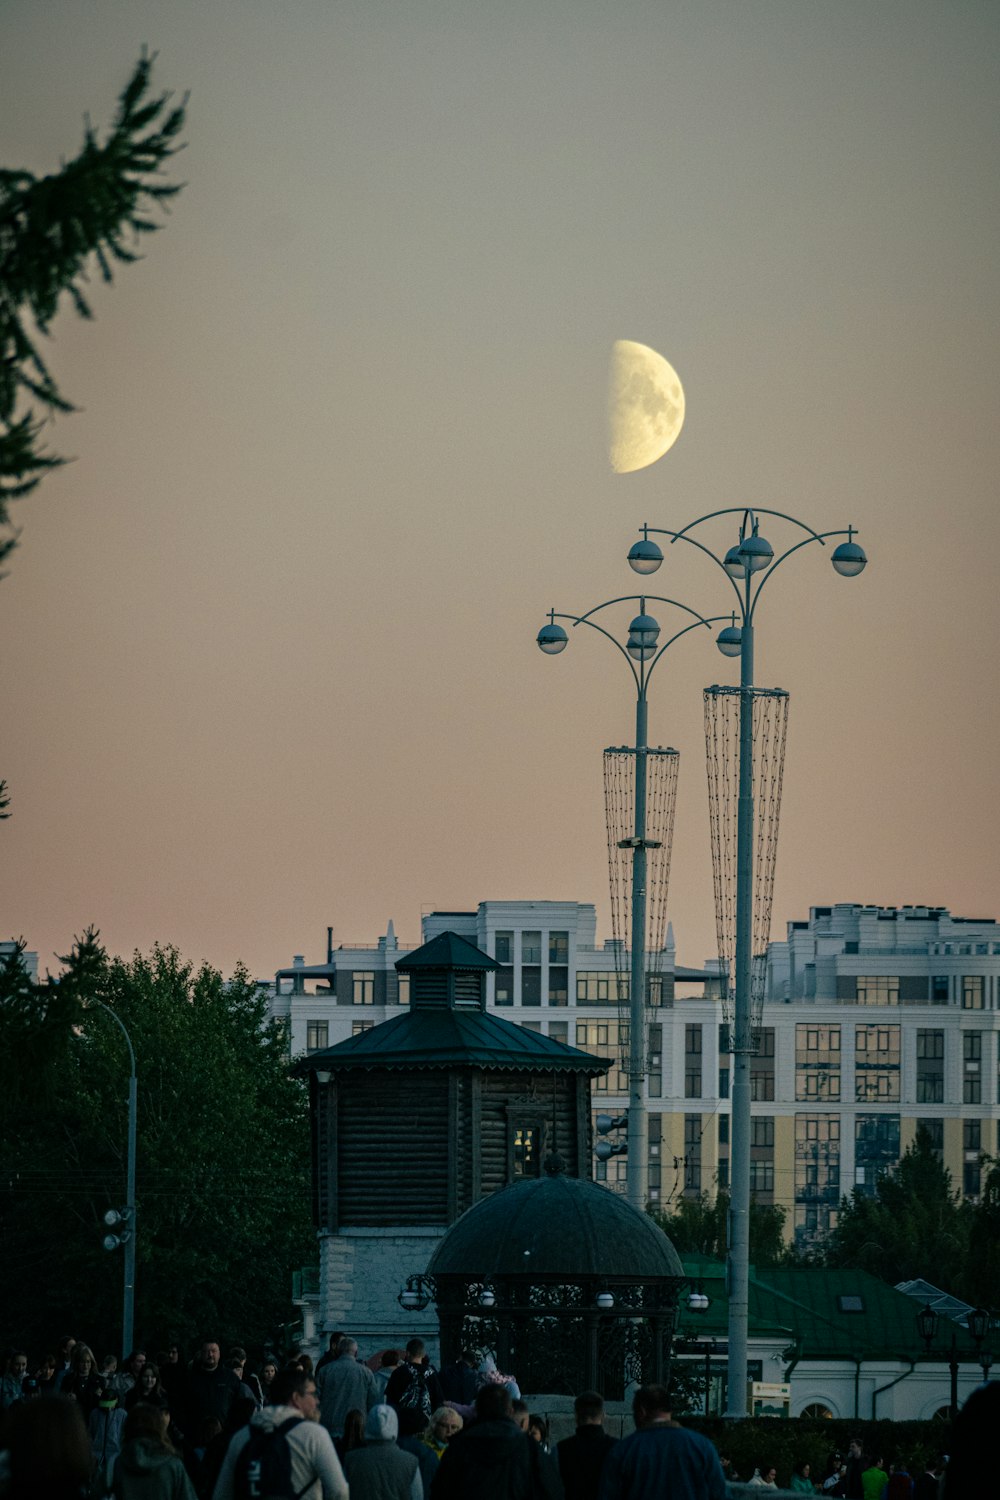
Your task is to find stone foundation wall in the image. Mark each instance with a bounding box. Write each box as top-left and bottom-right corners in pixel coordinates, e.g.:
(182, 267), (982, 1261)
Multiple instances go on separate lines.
(319, 1226), (447, 1362)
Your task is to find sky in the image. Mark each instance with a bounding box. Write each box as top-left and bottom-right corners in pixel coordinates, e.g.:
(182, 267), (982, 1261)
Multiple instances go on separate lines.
(2, 1), (999, 982)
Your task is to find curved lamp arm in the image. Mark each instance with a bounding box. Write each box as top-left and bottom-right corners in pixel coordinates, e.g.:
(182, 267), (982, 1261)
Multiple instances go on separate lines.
(549, 609), (641, 692)
(748, 526), (853, 622)
(90, 999), (137, 1079)
(645, 613), (733, 689)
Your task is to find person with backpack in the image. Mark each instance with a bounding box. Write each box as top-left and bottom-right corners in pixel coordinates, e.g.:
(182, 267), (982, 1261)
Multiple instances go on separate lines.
(210, 1366), (347, 1500)
(384, 1341), (443, 1424)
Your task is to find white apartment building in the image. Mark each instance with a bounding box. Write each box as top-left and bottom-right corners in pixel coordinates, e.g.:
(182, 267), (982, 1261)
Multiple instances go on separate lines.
(271, 900), (1000, 1249)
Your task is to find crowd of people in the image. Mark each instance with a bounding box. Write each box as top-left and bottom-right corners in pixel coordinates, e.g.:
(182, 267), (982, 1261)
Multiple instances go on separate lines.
(0, 1331), (992, 1499)
(740, 1440), (946, 1498)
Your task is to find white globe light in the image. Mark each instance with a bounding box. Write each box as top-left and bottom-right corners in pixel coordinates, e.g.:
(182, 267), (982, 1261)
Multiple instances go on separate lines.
(831, 540), (867, 577)
(716, 625), (742, 658)
(739, 534), (773, 573)
(479, 1288), (496, 1308)
(536, 622), (568, 655)
(596, 1291), (615, 1311)
(723, 544), (746, 579)
(627, 539), (663, 575)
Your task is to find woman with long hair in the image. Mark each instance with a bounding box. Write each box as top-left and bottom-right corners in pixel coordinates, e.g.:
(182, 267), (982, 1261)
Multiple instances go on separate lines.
(60, 1344), (102, 1418)
(112, 1402), (196, 1499)
(123, 1362), (165, 1413)
(335, 1407), (366, 1462)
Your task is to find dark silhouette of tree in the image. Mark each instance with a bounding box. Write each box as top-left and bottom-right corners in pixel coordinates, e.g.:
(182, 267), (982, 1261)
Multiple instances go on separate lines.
(0, 931), (313, 1355)
(0, 50), (186, 566)
(652, 1187), (787, 1266)
(823, 1127), (972, 1290)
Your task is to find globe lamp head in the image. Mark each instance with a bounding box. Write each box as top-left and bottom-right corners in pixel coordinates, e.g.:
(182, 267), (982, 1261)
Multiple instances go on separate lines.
(627, 538), (663, 575)
(739, 533), (774, 573)
(537, 622), (568, 655)
(831, 540), (867, 577)
(716, 625), (742, 658)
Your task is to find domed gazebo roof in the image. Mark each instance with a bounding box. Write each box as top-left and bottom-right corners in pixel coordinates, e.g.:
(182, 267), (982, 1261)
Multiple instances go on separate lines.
(427, 1155), (684, 1282)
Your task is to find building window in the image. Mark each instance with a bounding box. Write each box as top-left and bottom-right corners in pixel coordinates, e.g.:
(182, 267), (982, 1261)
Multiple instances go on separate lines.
(751, 1117), (775, 1148)
(918, 1118), (944, 1157)
(854, 1024), (900, 1101)
(856, 976), (900, 1006)
(548, 1021), (568, 1046)
(794, 1113), (840, 1249)
(963, 1118), (981, 1152)
(576, 1021), (628, 1093)
(549, 931), (568, 964)
(647, 975), (664, 1008)
(795, 1025), (841, 1101)
(351, 1020), (373, 1036)
(962, 976), (984, 1010)
(750, 1161), (774, 1194)
(548, 966), (568, 1006)
(306, 1020), (329, 1052)
(577, 971), (614, 1005)
(352, 971), (375, 1005)
(521, 968), (542, 1006)
(648, 1024), (662, 1100)
(916, 1029), (945, 1103)
(495, 931), (513, 965)
(512, 1125), (540, 1178)
(963, 1161), (982, 1198)
(683, 1115), (701, 1197)
(495, 966), (514, 1006)
(397, 973), (410, 1006)
(522, 930), (542, 964)
(521, 1021), (542, 1034)
(963, 1031), (982, 1103)
(854, 1114), (900, 1195)
(931, 975), (950, 1005)
(751, 1028), (775, 1101)
(685, 1024), (703, 1099)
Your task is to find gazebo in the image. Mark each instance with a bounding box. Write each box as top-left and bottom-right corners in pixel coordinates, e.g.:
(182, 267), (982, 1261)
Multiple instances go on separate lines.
(422, 1153), (686, 1397)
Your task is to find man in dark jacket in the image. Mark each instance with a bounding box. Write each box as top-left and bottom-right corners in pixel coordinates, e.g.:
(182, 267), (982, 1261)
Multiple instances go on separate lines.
(185, 1339), (242, 1432)
(385, 1340), (444, 1422)
(557, 1391), (618, 1500)
(438, 1349), (480, 1407)
(598, 1386), (725, 1500)
(432, 1385), (562, 1500)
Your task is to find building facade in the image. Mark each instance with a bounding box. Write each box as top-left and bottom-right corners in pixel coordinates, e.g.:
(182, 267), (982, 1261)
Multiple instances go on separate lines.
(272, 900), (1000, 1251)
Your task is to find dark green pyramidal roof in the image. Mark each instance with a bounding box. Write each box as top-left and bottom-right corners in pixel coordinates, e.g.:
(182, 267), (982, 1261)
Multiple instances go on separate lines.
(296, 1006), (608, 1074)
(396, 930), (499, 971)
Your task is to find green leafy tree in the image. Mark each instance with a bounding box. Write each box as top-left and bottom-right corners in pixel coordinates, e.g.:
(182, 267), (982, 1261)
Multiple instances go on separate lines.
(823, 1128), (972, 1289)
(0, 932), (313, 1356)
(1, 51), (186, 565)
(651, 1187), (787, 1267)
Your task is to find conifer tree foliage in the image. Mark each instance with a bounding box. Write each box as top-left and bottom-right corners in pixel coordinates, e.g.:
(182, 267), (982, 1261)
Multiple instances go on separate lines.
(0, 51), (186, 565)
(652, 1188), (788, 1267)
(824, 1128), (973, 1287)
(0, 932), (313, 1356)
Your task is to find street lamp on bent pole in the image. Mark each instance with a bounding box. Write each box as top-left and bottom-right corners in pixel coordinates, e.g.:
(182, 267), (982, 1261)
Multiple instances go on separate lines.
(537, 592), (729, 1212)
(92, 1000), (138, 1360)
(629, 510), (867, 1416)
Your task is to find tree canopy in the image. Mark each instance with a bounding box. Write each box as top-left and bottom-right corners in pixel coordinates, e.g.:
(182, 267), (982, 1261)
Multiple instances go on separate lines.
(0, 51), (186, 566)
(823, 1128), (973, 1287)
(0, 932), (313, 1357)
(652, 1187), (788, 1267)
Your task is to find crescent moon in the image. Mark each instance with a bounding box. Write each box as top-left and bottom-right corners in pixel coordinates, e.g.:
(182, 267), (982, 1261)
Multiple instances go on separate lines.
(608, 339), (686, 474)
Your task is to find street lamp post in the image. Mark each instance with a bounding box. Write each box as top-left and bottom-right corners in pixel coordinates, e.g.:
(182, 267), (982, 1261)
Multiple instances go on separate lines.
(918, 1304), (994, 1419)
(629, 510), (866, 1415)
(93, 1001), (138, 1359)
(538, 593), (727, 1211)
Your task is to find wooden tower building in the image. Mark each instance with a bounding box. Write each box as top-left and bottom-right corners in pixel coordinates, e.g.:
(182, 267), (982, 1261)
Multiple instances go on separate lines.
(297, 930), (609, 1353)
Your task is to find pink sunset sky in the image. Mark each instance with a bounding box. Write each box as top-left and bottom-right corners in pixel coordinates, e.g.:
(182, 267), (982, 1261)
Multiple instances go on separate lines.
(2, 1), (998, 981)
